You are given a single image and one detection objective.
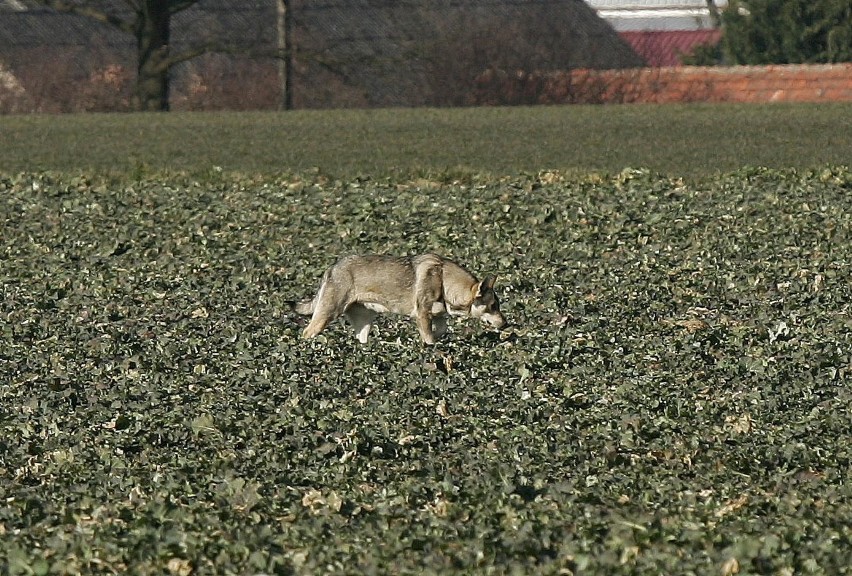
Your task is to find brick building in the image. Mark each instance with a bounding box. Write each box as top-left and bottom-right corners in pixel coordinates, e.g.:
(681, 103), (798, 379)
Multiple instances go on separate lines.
(586, 0), (726, 66)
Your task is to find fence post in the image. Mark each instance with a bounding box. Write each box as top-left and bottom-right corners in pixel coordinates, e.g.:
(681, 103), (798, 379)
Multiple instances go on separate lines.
(277, 0), (293, 110)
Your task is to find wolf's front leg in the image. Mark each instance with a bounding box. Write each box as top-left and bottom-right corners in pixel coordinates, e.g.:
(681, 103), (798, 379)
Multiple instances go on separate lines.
(416, 312), (437, 344)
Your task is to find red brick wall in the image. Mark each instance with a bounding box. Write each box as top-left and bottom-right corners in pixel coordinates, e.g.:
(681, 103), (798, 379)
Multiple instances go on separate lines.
(474, 64), (852, 105)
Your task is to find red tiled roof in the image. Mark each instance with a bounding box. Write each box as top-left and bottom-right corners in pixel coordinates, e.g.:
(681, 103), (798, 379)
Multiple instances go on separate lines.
(620, 30), (722, 67)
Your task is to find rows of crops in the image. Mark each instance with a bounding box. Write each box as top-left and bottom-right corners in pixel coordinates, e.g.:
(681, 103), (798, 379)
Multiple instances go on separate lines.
(2, 167), (851, 574)
(3, 104), (852, 178)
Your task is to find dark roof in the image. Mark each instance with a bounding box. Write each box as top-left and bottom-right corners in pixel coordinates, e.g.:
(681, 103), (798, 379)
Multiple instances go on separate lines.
(620, 30), (721, 67)
(1, 0), (644, 107)
(0, 10), (126, 48)
(292, 0), (645, 106)
(0, 0), (272, 49)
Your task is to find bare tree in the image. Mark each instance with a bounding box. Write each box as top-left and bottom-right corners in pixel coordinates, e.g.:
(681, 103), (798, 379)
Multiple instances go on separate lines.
(31, 0), (222, 111)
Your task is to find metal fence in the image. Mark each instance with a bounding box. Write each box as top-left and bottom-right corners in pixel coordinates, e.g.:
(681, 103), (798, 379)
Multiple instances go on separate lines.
(0, 0), (705, 112)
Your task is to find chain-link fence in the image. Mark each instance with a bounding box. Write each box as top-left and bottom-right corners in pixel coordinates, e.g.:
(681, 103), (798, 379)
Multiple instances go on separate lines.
(0, 0), (649, 113)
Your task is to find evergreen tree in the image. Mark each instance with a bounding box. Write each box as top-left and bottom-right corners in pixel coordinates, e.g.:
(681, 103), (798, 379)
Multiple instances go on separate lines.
(722, 0), (852, 64)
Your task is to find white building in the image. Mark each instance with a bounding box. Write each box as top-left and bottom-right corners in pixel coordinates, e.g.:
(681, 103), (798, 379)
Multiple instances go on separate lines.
(585, 0), (729, 31)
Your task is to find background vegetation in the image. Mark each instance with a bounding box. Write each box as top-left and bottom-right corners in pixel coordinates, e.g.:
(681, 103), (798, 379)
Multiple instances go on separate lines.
(3, 0), (641, 113)
(722, 0), (852, 64)
(6, 1), (852, 113)
(2, 102), (852, 179)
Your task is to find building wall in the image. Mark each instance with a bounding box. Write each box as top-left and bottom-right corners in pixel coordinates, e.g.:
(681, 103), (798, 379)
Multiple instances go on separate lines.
(474, 64), (852, 105)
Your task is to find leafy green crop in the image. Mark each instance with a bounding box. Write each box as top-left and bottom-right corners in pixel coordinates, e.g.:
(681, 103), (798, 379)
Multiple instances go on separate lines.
(2, 168), (851, 574)
(2, 105), (852, 179)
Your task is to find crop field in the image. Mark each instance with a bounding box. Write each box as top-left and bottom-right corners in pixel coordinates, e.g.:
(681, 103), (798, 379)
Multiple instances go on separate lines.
(2, 102), (852, 178)
(2, 163), (851, 574)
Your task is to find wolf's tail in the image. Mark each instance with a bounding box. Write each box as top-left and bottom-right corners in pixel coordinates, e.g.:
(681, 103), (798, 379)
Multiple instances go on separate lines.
(283, 299), (315, 315)
(294, 299), (314, 315)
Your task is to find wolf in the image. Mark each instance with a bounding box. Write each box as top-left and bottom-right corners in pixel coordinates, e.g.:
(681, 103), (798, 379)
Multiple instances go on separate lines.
(295, 253), (506, 344)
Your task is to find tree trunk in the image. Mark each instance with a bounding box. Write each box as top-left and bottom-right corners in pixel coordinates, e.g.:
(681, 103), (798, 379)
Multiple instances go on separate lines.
(134, 1), (171, 111)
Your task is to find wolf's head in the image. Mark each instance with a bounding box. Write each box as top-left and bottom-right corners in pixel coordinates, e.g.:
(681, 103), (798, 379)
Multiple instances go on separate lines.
(470, 276), (506, 329)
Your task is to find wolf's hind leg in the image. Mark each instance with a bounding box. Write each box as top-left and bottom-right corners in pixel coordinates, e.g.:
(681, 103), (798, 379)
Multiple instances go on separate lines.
(302, 281), (346, 339)
(345, 304), (377, 344)
(302, 315), (330, 339)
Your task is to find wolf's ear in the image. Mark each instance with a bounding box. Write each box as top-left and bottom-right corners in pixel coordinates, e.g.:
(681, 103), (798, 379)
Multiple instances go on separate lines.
(477, 275), (497, 297)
